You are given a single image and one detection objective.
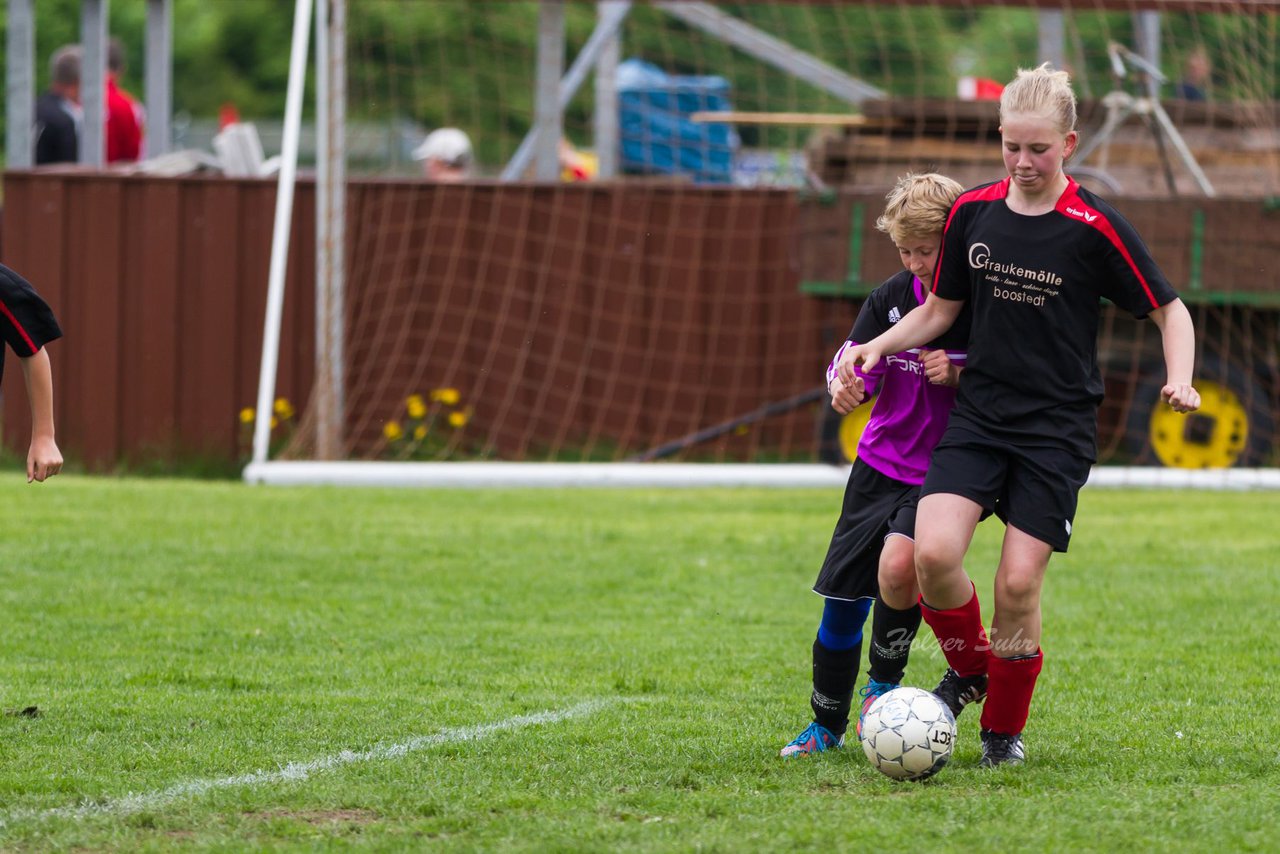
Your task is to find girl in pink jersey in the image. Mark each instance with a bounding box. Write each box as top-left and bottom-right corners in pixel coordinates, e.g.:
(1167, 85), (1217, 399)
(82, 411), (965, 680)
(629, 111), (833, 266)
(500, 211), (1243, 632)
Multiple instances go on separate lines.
(781, 173), (968, 757)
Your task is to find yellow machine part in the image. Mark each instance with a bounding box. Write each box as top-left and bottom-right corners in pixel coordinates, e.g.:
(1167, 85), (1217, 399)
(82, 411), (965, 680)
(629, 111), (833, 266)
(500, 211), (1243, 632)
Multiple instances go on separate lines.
(837, 396), (877, 463)
(1148, 379), (1248, 468)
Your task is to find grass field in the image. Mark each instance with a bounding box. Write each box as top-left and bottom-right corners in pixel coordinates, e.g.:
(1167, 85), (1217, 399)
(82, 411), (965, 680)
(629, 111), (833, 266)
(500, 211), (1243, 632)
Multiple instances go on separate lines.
(0, 475), (1276, 852)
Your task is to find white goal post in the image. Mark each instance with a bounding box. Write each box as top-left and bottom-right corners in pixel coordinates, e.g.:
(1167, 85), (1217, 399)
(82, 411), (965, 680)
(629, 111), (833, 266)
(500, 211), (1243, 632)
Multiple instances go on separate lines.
(250, 0), (316, 470)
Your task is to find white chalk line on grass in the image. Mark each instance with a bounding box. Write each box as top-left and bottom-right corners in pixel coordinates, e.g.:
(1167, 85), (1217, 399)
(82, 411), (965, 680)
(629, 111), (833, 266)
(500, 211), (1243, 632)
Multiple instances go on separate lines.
(0, 698), (617, 828)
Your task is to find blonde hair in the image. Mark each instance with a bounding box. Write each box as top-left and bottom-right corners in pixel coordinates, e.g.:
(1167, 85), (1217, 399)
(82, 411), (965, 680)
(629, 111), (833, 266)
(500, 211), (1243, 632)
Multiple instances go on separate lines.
(999, 62), (1077, 135)
(875, 172), (965, 244)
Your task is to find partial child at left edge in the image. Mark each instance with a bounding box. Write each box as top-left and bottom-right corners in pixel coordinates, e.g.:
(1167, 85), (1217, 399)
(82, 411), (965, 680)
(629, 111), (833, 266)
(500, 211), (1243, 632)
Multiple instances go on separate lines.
(0, 264), (64, 482)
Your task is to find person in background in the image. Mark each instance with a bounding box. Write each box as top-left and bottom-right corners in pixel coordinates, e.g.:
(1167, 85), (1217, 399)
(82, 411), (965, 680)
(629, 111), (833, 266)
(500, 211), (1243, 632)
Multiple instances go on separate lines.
(106, 38), (144, 163)
(559, 139), (598, 181)
(1176, 47), (1211, 102)
(34, 45), (82, 165)
(413, 128), (474, 182)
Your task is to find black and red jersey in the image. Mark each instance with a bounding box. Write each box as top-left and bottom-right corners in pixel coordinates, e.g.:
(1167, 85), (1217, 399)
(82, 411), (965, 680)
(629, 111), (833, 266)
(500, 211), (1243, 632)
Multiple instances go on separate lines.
(933, 177), (1178, 458)
(0, 264), (63, 380)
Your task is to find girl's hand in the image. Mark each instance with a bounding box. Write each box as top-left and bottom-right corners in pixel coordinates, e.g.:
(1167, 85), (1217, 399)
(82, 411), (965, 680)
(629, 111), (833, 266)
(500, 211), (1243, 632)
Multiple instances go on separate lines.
(1161, 383), (1200, 413)
(829, 375), (866, 415)
(838, 345), (881, 387)
(920, 349), (959, 387)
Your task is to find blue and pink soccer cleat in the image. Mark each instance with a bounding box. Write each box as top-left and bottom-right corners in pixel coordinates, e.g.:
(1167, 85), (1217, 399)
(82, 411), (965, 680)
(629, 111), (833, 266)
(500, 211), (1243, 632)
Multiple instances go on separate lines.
(856, 679), (898, 738)
(780, 721), (843, 758)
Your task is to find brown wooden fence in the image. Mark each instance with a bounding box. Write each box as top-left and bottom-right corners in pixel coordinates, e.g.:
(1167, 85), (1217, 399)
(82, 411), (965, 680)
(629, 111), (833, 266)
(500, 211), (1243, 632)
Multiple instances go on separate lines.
(2, 171), (1275, 469)
(1, 172), (318, 468)
(0, 173), (842, 468)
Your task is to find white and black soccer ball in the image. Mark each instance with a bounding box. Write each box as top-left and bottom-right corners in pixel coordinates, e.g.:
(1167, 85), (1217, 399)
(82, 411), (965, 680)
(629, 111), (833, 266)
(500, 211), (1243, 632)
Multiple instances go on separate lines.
(860, 686), (956, 781)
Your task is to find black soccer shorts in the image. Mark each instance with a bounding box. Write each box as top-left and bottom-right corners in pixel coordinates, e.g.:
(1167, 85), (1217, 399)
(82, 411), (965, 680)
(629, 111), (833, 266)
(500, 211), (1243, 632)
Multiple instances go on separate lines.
(813, 458), (921, 601)
(920, 424), (1092, 552)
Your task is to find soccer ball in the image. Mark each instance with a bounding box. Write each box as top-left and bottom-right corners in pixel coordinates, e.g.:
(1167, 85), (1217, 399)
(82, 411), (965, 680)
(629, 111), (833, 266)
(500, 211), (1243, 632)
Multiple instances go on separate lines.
(860, 686), (956, 781)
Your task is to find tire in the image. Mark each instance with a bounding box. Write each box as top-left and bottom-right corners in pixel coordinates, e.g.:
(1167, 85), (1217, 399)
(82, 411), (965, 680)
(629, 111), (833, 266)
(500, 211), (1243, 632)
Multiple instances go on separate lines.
(1125, 356), (1274, 468)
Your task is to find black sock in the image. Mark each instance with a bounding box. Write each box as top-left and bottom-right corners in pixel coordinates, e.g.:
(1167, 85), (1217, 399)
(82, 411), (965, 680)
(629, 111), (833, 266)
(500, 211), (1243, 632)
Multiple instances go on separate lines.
(867, 598), (922, 685)
(810, 637), (860, 737)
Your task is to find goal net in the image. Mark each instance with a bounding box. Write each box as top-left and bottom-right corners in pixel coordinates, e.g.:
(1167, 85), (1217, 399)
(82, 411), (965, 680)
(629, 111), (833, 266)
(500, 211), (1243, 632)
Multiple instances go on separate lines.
(248, 0), (1280, 486)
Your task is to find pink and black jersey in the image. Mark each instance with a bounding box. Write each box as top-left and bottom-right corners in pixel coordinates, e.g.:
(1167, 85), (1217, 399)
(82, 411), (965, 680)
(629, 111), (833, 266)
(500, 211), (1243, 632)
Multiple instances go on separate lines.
(0, 264), (63, 380)
(932, 177), (1178, 458)
(826, 270), (969, 485)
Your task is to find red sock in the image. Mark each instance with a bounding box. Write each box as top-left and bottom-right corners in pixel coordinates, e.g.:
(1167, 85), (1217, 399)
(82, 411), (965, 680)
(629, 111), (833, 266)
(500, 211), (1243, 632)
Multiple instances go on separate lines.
(980, 649), (1044, 735)
(919, 583), (990, 678)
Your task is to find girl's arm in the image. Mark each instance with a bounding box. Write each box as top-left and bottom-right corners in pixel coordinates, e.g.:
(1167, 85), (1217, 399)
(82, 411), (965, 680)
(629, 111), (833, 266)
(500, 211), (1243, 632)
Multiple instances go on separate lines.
(1148, 298), (1200, 413)
(836, 293), (964, 386)
(20, 348), (62, 482)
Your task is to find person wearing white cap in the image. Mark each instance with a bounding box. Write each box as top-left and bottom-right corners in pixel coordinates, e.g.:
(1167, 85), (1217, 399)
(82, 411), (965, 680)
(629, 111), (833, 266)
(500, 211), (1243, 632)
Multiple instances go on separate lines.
(412, 127), (473, 181)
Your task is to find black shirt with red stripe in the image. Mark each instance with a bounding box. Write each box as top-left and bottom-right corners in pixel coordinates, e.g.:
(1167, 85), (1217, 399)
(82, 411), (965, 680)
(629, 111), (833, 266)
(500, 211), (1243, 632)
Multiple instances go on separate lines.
(0, 264), (63, 379)
(933, 177), (1178, 459)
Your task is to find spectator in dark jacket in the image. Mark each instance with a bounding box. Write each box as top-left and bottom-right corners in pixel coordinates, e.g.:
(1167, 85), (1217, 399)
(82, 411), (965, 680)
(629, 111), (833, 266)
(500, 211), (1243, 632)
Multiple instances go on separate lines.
(34, 45), (82, 165)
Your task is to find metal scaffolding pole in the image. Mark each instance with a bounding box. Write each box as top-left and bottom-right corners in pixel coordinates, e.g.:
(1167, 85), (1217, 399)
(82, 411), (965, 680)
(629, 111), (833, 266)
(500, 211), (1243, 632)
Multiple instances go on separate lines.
(1038, 10), (1066, 70)
(314, 0), (348, 460)
(594, 1), (624, 179)
(1134, 11), (1162, 100)
(145, 0), (173, 156)
(80, 0), (108, 167)
(655, 2), (884, 105)
(533, 0), (567, 180)
(504, 0), (631, 180)
(5, 0), (36, 169)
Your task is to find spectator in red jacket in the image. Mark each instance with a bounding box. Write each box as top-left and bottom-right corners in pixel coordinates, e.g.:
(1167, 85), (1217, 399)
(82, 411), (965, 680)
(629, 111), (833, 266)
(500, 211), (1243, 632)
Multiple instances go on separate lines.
(106, 38), (144, 163)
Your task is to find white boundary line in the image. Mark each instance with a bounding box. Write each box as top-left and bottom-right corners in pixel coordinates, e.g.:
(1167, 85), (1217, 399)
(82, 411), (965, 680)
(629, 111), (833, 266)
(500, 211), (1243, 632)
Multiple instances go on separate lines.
(0, 699), (614, 828)
(243, 461), (853, 488)
(243, 461), (1280, 490)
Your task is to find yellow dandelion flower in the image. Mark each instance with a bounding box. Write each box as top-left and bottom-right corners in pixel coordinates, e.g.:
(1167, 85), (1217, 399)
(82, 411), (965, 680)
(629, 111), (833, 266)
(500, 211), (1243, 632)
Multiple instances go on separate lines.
(413, 424), (428, 441)
(734, 424), (750, 436)
(383, 420), (403, 440)
(431, 387), (461, 406)
(273, 398), (295, 419)
(447, 410), (469, 429)
(406, 395), (427, 419)
(239, 408), (255, 424)
(270, 416), (279, 429)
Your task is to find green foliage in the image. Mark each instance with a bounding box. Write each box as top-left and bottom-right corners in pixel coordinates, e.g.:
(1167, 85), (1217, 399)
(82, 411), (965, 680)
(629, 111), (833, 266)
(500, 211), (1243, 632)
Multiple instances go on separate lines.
(171, 0), (298, 118)
(0, 478), (1277, 849)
